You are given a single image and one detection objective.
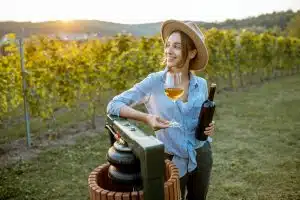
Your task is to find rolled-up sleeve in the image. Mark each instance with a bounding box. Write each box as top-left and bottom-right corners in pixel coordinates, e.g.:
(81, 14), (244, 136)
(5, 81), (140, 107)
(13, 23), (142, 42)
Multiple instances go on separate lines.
(106, 73), (155, 116)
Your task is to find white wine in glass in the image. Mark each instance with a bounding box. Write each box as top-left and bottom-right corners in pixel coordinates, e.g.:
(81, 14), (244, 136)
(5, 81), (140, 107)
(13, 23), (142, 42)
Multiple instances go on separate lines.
(164, 71), (183, 127)
(164, 88), (184, 101)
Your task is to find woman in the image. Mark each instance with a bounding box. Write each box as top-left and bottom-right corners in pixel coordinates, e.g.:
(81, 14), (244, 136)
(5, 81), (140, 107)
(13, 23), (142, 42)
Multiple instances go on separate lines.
(107, 20), (215, 200)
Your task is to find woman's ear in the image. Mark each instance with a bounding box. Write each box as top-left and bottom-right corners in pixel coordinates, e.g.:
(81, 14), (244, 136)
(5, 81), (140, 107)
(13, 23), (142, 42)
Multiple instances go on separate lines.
(189, 49), (197, 59)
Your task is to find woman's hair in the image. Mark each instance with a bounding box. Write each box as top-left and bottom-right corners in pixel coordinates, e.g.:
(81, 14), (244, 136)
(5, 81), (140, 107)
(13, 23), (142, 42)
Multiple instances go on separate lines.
(162, 31), (197, 70)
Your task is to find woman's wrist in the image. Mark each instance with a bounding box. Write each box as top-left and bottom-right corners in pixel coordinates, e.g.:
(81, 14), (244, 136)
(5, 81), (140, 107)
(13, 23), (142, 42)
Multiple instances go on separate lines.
(142, 113), (151, 125)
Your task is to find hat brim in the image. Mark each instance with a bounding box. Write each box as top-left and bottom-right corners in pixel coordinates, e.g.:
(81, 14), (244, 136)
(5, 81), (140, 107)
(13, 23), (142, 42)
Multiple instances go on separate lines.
(161, 20), (208, 71)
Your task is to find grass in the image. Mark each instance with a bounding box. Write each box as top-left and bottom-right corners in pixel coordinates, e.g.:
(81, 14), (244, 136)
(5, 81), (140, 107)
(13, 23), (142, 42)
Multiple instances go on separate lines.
(0, 108), (88, 144)
(208, 74), (300, 200)
(0, 98), (110, 144)
(0, 131), (109, 200)
(1, 74), (300, 200)
(0, 89), (114, 145)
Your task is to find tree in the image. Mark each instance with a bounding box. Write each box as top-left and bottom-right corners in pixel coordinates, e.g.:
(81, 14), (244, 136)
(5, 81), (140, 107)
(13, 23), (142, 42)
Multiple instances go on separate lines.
(286, 14), (300, 38)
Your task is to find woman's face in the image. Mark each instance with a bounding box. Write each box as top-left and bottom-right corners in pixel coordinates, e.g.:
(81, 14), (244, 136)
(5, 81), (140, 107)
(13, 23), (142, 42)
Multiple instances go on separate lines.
(164, 32), (183, 69)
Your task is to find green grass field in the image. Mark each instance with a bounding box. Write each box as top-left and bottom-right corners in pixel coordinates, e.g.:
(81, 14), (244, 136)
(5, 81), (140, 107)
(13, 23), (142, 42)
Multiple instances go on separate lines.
(0, 74), (299, 200)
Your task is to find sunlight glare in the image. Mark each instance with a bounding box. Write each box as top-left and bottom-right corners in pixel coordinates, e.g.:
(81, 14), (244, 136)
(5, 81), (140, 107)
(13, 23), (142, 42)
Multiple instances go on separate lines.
(61, 19), (73, 24)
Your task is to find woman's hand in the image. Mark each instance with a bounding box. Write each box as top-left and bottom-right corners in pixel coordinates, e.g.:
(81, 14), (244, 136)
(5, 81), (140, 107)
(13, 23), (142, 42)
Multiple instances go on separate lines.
(145, 114), (170, 131)
(204, 121), (215, 136)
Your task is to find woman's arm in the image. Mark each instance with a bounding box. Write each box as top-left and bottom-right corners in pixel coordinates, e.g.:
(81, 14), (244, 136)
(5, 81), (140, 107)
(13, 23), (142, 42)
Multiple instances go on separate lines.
(119, 105), (149, 123)
(119, 106), (169, 130)
(107, 73), (154, 116)
(107, 73), (170, 130)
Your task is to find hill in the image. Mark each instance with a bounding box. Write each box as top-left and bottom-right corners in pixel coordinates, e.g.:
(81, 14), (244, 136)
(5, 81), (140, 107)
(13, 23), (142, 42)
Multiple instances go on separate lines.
(0, 9), (299, 38)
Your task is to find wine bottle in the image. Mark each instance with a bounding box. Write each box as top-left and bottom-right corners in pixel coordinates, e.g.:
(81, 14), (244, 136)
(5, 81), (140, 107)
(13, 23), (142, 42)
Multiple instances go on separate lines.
(195, 83), (216, 141)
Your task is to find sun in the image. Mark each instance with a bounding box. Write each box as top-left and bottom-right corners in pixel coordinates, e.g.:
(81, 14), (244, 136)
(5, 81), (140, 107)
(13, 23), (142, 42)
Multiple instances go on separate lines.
(60, 19), (73, 24)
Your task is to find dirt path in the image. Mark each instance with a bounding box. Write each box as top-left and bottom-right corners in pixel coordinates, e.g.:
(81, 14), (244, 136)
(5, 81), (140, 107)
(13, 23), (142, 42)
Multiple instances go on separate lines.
(0, 116), (105, 168)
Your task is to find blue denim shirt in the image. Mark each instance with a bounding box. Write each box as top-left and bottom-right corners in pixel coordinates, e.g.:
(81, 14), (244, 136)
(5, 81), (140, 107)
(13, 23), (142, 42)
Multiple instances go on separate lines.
(107, 68), (211, 177)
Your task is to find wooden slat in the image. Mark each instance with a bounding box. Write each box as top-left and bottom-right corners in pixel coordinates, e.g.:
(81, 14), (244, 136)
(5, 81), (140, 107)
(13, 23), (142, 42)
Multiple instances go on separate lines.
(170, 170), (180, 200)
(176, 177), (181, 200)
(164, 184), (169, 200)
(138, 191), (144, 200)
(95, 188), (103, 200)
(166, 162), (171, 180)
(107, 191), (116, 200)
(170, 179), (178, 200)
(100, 190), (109, 200)
(90, 171), (98, 176)
(89, 176), (96, 184)
(92, 185), (98, 200)
(114, 192), (123, 200)
(164, 163), (167, 181)
(131, 191), (139, 200)
(172, 168), (179, 175)
(122, 192), (130, 200)
(169, 163), (176, 173)
(167, 182), (174, 200)
(88, 184), (93, 200)
(164, 160), (170, 181)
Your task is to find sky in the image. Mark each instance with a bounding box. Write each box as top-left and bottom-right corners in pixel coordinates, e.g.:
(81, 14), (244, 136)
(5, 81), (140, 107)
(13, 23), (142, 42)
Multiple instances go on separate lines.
(0, 0), (299, 24)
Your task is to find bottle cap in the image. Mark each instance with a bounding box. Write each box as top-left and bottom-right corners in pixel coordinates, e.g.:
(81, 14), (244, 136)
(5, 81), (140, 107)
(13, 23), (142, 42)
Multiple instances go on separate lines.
(211, 83), (217, 87)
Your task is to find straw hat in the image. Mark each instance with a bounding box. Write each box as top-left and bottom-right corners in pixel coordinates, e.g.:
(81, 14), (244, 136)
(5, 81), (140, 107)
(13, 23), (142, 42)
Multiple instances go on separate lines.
(161, 20), (209, 71)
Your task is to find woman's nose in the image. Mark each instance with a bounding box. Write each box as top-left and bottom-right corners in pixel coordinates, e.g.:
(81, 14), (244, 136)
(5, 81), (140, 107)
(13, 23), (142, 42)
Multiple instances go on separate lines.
(165, 46), (172, 54)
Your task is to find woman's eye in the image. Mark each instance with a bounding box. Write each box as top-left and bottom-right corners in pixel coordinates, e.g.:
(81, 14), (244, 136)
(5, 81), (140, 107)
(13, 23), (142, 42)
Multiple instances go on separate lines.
(165, 43), (181, 49)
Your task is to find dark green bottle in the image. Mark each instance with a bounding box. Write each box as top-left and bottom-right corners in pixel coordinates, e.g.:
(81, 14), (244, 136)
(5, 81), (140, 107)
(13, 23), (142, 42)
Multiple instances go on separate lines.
(195, 83), (216, 141)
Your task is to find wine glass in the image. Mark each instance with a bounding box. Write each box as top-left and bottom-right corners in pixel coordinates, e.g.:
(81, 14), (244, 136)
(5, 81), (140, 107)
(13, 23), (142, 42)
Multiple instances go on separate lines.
(164, 71), (184, 128)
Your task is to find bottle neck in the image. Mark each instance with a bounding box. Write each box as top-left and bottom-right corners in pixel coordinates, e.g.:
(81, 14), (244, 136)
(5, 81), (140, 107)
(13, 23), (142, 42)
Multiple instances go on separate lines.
(208, 86), (216, 101)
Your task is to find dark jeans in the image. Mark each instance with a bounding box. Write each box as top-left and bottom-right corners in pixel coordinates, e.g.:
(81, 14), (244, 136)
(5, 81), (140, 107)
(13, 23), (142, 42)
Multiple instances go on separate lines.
(165, 141), (213, 200)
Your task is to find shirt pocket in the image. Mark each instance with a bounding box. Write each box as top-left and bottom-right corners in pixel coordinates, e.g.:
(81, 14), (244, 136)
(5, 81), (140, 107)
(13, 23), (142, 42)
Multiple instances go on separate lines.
(189, 100), (202, 119)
